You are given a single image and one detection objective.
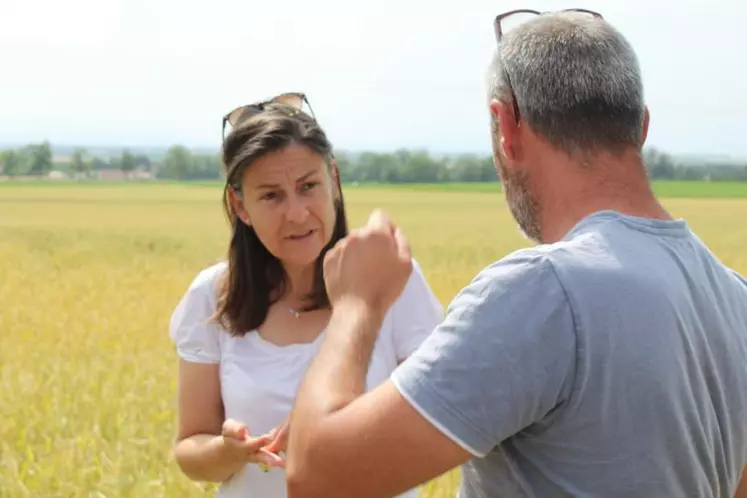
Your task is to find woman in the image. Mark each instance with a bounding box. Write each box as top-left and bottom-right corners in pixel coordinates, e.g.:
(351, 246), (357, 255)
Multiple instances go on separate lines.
(168, 93), (443, 498)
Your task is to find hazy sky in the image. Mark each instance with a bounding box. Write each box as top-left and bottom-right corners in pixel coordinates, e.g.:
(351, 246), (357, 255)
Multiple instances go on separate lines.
(1, 0), (745, 157)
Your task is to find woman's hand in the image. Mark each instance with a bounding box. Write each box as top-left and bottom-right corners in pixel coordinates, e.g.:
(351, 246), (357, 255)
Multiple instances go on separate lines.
(263, 417), (290, 455)
(221, 419), (285, 470)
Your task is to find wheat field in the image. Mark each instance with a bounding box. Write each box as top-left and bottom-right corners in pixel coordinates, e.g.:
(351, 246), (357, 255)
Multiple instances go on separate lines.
(1, 183), (745, 498)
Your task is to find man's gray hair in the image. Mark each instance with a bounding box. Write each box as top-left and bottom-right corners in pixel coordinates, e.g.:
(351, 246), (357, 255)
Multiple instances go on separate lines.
(487, 12), (645, 155)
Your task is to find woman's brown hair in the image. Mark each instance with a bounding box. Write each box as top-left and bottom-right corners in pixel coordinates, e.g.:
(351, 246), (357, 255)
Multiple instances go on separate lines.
(213, 105), (348, 336)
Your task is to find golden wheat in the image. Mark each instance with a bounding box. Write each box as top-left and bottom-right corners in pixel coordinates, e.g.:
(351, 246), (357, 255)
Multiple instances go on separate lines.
(1, 184), (745, 498)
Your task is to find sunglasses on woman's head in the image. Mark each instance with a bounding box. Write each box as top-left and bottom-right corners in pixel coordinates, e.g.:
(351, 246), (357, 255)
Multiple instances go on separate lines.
(221, 92), (318, 141)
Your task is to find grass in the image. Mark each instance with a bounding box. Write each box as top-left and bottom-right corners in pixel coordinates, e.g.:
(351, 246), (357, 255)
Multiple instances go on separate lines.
(1, 183), (746, 497)
(3, 179), (747, 198)
(345, 180), (747, 198)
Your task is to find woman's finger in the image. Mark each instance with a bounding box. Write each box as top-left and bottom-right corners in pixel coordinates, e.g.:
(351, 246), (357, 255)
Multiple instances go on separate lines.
(243, 433), (274, 453)
(264, 421), (289, 454)
(223, 434), (281, 467)
(222, 419), (248, 440)
(255, 448), (285, 468)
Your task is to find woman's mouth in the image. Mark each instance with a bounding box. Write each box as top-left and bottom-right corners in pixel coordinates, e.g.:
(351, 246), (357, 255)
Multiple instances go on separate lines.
(287, 229), (316, 241)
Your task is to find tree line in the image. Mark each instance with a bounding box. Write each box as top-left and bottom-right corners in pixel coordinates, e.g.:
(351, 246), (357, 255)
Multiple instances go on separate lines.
(2, 141), (747, 183)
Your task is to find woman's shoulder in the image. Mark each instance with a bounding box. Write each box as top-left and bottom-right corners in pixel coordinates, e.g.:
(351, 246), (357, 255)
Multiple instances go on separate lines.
(382, 257), (443, 360)
(169, 260), (229, 363)
(188, 260), (228, 291)
(180, 260), (229, 305)
(390, 257), (439, 309)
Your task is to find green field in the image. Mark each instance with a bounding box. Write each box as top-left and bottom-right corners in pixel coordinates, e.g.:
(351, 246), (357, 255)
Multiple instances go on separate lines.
(3, 179), (747, 198)
(1, 182), (746, 497)
(348, 180), (747, 198)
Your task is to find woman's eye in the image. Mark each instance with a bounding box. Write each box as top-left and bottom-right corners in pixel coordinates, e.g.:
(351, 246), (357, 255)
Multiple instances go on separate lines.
(260, 192), (277, 201)
(301, 181), (318, 192)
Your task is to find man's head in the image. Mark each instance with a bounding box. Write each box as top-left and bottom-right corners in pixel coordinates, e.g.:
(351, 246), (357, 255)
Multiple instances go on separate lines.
(486, 10), (650, 243)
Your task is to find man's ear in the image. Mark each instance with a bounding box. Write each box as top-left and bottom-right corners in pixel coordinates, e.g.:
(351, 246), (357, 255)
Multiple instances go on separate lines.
(489, 98), (520, 162)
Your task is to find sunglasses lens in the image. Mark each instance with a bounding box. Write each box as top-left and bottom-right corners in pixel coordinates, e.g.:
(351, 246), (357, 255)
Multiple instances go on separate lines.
(222, 93), (311, 139)
(499, 10), (600, 38)
(224, 105), (261, 136)
(274, 93), (304, 109)
(498, 11), (540, 37)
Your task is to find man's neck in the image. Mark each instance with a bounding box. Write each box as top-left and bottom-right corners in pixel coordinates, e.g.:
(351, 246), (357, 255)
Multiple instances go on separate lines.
(537, 151), (672, 244)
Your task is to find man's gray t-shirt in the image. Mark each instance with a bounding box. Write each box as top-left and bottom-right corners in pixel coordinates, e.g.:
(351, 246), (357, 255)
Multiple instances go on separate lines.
(391, 210), (747, 497)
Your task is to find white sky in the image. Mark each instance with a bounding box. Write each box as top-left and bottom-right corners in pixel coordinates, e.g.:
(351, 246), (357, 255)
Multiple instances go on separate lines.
(0, 0), (745, 157)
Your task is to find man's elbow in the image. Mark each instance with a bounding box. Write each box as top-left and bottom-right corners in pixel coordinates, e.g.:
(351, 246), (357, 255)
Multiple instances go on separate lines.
(286, 450), (346, 498)
(286, 463), (332, 498)
(286, 471), (313, 498)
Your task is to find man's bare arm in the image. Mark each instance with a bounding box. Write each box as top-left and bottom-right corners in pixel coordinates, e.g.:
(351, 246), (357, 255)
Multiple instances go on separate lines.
(285, 299), (471, 498)
(735, 468), (747, 498)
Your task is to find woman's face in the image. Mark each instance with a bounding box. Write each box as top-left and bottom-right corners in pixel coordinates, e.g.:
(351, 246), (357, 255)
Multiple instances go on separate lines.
(230, 143), (340, 269)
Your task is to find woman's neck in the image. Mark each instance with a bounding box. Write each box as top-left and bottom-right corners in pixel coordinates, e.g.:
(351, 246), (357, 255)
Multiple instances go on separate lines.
(282, 262), (316, 304)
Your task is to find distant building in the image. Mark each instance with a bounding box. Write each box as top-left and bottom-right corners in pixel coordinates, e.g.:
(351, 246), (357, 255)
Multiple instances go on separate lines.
(95, 168), (154, 181)
(97, 169), (129, 180)
(47, 170), (68, 180)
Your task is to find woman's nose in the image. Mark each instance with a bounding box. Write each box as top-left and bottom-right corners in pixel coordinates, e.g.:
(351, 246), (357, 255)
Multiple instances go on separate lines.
(285, 194), (309, 224)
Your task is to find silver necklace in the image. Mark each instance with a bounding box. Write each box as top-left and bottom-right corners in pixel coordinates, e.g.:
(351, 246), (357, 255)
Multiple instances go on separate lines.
(288, 307), (301, 319)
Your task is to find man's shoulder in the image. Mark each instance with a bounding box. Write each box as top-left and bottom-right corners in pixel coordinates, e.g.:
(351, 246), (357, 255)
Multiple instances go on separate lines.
(450, 246), (567, 314)
(469, 239), (591, 288)
(454, 234), (615, 313)
(477, 245), (558, 280)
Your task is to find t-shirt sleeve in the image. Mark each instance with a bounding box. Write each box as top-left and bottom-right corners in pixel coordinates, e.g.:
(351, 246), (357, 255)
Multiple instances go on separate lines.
(169, 272), (222, 364)
(729, 268), (747, 289)
(390, 249), (577, 457)
(389, 258), (444, 361)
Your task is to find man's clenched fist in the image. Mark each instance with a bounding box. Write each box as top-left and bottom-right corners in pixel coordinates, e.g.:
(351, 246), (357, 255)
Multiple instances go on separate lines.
(323, 209), (413, 315)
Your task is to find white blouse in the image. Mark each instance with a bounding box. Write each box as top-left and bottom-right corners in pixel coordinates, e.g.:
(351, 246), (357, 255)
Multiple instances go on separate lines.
(169, 258), (444, 498)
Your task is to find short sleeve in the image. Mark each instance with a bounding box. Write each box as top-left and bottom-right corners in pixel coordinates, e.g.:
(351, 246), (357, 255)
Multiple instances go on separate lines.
(169, 270), (223, 364)
(389, 258), (444, 361)
(729, 268), (747, 289)
(390, 249), (577, 457)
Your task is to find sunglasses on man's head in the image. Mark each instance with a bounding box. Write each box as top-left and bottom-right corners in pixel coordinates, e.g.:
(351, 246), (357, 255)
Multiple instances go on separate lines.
(221, 92), (318, 141)
(493, 8), (602, 41)
(492, 8), (603, 123)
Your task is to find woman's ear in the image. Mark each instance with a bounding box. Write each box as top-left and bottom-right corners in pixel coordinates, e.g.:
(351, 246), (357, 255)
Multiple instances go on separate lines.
(228, 187), (251, 225)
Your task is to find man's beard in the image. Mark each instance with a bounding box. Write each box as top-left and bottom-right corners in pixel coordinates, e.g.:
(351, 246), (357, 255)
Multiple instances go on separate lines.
(494, 145), (543, 244)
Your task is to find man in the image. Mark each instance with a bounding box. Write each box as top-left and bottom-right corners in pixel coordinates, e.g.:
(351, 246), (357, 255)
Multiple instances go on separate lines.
(283, 10), (747, 498)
